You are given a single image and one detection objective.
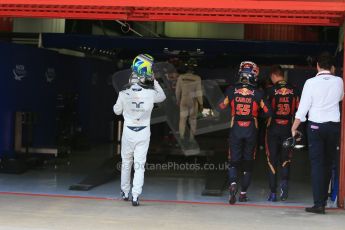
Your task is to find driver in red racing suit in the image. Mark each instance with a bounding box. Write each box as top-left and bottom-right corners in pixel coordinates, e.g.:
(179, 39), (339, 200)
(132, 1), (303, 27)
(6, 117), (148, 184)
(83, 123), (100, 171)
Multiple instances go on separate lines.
(219, 61), (272, 204)
(265, 65), (299, 202)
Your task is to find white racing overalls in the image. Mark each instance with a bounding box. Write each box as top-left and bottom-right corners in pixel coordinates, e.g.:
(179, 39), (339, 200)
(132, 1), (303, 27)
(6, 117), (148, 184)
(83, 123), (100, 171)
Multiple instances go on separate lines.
(113, 80), (166, 199)
(175, 73), (203, 140)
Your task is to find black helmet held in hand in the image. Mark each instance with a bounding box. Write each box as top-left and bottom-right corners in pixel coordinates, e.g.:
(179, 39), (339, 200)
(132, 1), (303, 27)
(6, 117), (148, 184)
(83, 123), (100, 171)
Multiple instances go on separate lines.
(283, 131), (303, 150)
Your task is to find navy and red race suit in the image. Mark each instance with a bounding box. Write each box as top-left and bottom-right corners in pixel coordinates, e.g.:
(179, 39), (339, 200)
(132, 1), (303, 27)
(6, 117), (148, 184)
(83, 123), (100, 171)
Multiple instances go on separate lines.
(265, 80), (299, 193)
(219, 83), (271, 193)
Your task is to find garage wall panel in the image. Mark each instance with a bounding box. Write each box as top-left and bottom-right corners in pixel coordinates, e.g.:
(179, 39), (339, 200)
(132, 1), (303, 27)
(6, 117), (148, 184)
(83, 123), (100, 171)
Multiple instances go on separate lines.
(0, 42), (118, 157)
(0, 42), (79, 156)
(76, 58), (116, 143)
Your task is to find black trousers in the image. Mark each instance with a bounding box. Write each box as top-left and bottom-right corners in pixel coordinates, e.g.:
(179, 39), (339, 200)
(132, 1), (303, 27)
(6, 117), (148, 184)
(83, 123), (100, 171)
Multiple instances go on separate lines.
(307, 121), (340, 207)
(266, 121), (292, 193)
(228, 121), (257, 192)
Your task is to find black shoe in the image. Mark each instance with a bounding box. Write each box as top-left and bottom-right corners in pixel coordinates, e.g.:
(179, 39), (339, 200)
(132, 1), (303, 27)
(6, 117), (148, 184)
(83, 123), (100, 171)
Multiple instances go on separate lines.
(305, 206), (325, 214)
(267, 192), (277, 202)
(121, 191), (129, 201)
(229, 183), (238, 205)
(239, 193), (249, 202)
(280, 182), (289, 201)
(132, 197), (140, 207)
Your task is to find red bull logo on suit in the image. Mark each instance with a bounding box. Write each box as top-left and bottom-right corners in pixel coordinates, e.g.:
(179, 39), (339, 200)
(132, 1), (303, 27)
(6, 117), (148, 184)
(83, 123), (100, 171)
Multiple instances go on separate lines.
(275, 88), (294, 96)
(234, 88), (255, 96)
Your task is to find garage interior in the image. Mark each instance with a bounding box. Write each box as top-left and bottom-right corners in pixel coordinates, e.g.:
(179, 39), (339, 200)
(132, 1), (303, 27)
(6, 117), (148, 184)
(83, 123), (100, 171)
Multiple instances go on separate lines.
(0, 0), (345, 208)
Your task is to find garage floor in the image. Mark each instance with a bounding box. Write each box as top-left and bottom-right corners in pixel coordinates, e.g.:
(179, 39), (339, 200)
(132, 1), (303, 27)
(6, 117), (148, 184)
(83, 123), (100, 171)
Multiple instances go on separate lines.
(0, 169), (313, 206)
(0, 143), (334, 207)
(0, 143), (343, 229)
(0, 194), (343, 230)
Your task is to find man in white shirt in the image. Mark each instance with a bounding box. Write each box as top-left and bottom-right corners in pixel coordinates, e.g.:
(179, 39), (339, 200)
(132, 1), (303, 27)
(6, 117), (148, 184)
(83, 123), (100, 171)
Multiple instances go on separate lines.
(113, 54), (166, 206)
(291, 52), (344, 214)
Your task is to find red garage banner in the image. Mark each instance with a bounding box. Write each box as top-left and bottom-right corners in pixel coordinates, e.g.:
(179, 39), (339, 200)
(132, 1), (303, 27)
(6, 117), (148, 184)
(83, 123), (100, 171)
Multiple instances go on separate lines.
(245, 25), (319, 42)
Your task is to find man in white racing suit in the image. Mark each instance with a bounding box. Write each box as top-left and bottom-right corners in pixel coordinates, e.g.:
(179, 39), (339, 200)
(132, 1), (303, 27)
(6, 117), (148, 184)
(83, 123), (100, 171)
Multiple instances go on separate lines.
(113, 54), (166, 206)
(175, 58), (203, 143)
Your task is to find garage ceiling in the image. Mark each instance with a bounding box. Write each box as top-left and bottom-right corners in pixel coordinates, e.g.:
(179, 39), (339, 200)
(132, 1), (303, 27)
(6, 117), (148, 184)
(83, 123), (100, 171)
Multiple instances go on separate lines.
(0, 0), (345, 26)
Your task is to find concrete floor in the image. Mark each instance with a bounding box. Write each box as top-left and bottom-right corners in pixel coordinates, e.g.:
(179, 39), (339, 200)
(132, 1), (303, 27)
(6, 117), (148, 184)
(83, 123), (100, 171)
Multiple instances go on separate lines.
(0, 170), (314, 205)
(0, 144), (319, 206)
(0, 144), (343, 229)
(0, 194), (343, 230)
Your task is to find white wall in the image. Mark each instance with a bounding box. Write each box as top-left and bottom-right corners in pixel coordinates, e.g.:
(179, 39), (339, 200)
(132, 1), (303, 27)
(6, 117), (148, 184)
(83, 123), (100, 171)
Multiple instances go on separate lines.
(164, 22), (244, 39)
(92, 25), (120, 36)
(13, 18), (65, 33)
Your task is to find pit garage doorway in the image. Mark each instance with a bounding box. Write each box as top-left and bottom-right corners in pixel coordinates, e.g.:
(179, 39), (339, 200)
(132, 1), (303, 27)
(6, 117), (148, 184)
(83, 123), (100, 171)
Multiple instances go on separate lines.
(0, 0), (345, 208)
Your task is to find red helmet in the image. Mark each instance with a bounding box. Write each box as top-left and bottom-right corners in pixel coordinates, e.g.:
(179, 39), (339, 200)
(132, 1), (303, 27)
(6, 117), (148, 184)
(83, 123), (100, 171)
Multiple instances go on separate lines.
(239, 61), (259, 77)
(238, 61), (259, 86)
